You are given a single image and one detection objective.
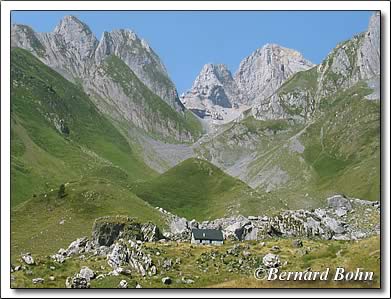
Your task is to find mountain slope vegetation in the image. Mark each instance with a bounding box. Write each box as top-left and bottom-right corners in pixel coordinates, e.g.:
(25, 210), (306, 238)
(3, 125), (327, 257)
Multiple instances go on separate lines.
(11, 48), (157, 206)
(11, 48), (167, 260)
(132, 158), (284, 221)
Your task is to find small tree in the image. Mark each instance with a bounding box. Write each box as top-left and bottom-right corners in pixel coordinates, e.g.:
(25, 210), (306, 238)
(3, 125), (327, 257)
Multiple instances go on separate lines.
(58, 184), (66, 198)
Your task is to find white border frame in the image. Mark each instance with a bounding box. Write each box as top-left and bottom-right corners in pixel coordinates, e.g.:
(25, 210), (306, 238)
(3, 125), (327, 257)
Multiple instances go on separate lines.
(1, 1), (390, 298)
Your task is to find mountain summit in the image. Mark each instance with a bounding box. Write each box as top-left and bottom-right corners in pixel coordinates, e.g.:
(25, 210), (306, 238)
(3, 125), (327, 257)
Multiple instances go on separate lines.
(11, 15), (182, 112)
(235, 43), (314, 105)
(180, 64), (246, 122)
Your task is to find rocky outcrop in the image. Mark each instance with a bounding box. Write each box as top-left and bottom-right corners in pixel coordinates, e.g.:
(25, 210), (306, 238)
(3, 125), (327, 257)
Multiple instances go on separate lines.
(141, 222), (163, 242)
(327, 194), (353, 211)
(92, 216), (143, 246)
(159, 195), (380, 241)
(91, 216), (164, 245)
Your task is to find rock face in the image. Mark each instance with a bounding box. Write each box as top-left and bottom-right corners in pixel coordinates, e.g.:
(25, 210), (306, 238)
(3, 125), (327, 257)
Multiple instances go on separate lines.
(357, 13), (380, 80)
(11, 16), (198, 143)
(94, 29), (183, 111)
(159, 195), (379, 242)
(180, 64), (247, 123)
(235, 43), (314, 106)
(12, 16), (97, 82)
(316, 12), (380, 99)
(141, 222), (163, 242)
(11, 16), (178, 109)
(92, 217), (143, 247)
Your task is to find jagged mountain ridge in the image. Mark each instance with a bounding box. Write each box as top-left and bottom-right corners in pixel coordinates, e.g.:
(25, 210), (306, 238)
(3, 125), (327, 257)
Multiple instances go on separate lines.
(180, 43), (314, 124)
(11, 16), (198, 143)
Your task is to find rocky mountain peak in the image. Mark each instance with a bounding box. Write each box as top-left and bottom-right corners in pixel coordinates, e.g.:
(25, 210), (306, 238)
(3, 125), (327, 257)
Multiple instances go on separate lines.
(12, 16), (182, 111)
(180, 63), (247, 123)
(235, 43), (314, 105)
(192, 63), (233, 91)
(53, 15), (95, 41)
(49, 15), (98, 69)
(94, 28), (182, 110)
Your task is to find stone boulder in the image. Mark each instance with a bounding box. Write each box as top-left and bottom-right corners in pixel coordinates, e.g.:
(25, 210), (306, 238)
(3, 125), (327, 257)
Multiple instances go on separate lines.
(262, 253), (281, 268)
(79, 266), (95, 282)
(224, 218), (251, 241)
(21, 253), (35, 265)
(327, 195), (353, 211)
(65, 274), (90, 288)
(118, 280), (128, 288)
(65, 237), (88, 256)
(32, 278), (44, 284)
(242, 223), (258, 240)
(169, 217), (189, 235)
(92, 216), (143, 246)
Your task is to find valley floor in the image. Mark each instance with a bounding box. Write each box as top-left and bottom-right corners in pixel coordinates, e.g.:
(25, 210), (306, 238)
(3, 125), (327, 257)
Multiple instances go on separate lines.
(10, 236), (380, 289)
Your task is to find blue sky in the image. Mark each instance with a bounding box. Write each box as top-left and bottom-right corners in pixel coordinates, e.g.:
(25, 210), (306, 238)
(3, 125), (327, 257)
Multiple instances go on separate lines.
(11, 11), (373, 94)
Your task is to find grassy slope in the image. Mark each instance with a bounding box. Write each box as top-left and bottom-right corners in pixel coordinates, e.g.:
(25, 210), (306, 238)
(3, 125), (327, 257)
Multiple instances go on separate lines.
(11, 178), (165, 262)
(301, 81), (380, 201)
(11, 236), (380, 288)
(11, 48), (156, 206)
(197, 77), (379, 210)
(11, 48), (166, 259)
(132, 158), (283, 221)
